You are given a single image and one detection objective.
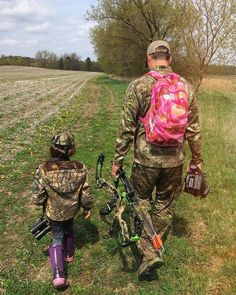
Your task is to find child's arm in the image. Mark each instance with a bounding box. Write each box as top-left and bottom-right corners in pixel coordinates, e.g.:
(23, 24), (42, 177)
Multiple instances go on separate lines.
(31, 166), (48, 205)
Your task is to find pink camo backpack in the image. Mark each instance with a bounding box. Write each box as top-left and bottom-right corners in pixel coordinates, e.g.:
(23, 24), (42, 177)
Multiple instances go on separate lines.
(140, 71), (188, 146)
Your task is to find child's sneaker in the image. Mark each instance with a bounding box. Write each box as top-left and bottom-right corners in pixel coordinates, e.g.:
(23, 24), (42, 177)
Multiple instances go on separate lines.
(65, 254), (74, 263)
(49, 244), (67, 289)
(53, 268), (67, 288)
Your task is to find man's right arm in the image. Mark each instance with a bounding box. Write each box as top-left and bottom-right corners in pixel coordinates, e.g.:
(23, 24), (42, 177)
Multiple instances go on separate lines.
(113, 83), (140, 167)
(112, 83), (140, 176)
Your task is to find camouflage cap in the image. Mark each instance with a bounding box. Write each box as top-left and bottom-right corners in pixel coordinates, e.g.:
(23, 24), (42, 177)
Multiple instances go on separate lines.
(147, 40), (171, 55)
(51, 132), (75, 147)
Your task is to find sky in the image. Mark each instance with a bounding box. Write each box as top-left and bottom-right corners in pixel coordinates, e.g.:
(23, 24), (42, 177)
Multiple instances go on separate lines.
(0, 0), (98, 60)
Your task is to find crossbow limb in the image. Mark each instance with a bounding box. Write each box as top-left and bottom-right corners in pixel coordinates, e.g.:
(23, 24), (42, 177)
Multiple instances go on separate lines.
(96, 154), (132, 246)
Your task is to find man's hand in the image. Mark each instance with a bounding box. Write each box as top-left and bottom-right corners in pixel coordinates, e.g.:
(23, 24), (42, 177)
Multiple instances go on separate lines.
(111, 162), (122, 177)
(188, 161), (202, 172)
(84, 210), (91, 219)
(196, 163), (202, 170)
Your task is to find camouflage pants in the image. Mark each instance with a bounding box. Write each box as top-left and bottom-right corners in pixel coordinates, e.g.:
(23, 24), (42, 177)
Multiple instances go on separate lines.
(130, 162), (183, 262)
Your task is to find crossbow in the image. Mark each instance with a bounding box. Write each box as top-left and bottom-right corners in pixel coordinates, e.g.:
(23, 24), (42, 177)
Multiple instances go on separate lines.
(96, 154), (164, 254)
(96, 154), (141, 247)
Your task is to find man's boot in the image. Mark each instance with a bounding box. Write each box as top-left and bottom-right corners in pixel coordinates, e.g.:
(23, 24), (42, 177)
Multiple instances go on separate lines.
(49, 244), (67, 288)
(138, 254), (164, 278)
(64, 232), (75, 263)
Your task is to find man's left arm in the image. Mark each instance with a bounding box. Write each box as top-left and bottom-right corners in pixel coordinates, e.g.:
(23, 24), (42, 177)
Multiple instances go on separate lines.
(185, 86), (203, 167)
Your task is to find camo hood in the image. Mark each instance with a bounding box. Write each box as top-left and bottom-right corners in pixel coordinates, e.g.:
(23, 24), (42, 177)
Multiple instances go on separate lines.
(39, 161), (86, 194)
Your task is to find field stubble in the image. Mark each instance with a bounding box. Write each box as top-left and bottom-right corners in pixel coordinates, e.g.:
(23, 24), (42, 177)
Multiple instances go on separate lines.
(0, 66), (100, 163)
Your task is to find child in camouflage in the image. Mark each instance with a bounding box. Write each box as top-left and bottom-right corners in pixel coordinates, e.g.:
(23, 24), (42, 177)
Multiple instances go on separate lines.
(31, 132), (93, 289)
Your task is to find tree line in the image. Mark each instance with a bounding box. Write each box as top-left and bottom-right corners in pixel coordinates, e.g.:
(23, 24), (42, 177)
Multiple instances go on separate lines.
(0, 51), (102, 72)
(0, 53), (234, 76)
(206, 65), (236, 76)
(86, 0), (235, 89)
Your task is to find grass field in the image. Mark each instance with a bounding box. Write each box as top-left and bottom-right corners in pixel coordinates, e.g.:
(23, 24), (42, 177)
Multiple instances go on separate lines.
(0, 66), (235, 295)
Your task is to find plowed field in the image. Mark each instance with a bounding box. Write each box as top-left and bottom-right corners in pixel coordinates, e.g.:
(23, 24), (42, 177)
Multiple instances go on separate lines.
(0, 66), (100, 163)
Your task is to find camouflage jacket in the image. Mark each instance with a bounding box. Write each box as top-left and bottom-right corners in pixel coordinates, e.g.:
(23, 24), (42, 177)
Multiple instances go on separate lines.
(114, 66), (202, 168)
(31, 160), (93, 221)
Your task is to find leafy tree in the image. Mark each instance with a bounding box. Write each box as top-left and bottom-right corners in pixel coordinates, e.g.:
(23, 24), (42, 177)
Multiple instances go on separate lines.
(87, 0), (235, 88)
(87, 0), (184, 76)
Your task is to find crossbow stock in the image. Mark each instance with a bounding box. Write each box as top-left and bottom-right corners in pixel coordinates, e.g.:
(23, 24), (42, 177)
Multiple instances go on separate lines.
(96, 154), (164, 254)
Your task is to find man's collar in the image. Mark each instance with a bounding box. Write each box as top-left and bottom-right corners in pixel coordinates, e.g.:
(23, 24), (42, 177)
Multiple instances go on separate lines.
(151, 65), (172, 71)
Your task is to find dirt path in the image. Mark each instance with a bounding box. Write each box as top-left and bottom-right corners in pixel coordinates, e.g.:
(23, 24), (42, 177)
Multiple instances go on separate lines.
(107, 89), (116, 112)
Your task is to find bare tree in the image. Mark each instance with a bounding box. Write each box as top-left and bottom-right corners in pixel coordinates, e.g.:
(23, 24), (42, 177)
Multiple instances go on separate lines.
(177, 0), (235, 89)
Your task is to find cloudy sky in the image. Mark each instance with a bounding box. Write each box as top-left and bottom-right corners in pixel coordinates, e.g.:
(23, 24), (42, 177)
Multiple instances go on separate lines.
(0, 0), (98, 60)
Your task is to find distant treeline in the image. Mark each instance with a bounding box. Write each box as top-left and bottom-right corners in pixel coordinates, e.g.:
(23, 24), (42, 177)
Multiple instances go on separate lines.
(0, 50), (103, 72)
(0, 53), (235, 77)
(206, 64), (236, 76)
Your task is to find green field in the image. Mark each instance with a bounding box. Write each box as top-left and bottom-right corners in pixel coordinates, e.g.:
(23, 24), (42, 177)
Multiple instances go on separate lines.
(0, 69), (235, 295)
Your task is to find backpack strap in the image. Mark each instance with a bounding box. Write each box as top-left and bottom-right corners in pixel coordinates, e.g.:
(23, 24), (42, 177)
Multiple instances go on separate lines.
(147, 71), (180, 81)
(147, 71), (163, 80)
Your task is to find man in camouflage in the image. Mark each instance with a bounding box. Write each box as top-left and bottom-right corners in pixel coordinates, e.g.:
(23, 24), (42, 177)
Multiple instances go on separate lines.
(31, 132), (93, 288)
(111, 40), (202, 277)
